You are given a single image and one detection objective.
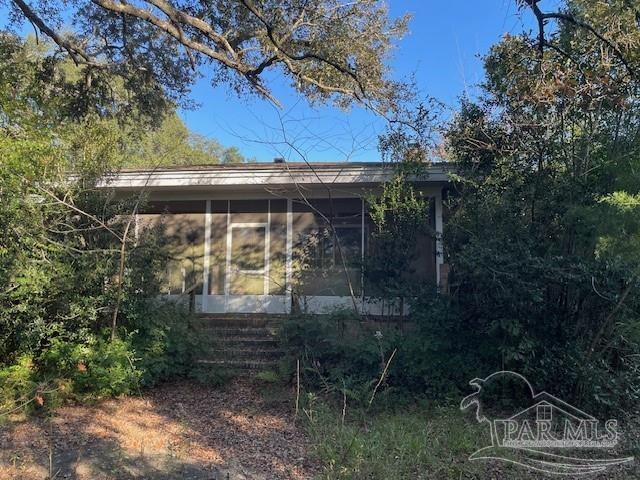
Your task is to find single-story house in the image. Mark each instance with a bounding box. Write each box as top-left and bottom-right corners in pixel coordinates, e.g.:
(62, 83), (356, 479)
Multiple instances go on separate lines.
(104, 161), (449, 315)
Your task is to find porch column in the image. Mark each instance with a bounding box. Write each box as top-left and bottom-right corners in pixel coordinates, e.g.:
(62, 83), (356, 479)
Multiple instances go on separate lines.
(285, 198), (293, 314)
(202, 199), (212, 312)
(434, 189), (444, 286)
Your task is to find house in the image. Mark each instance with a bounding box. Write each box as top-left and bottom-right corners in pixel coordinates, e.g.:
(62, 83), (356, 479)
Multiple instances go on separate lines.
(104, 161), (449, 315)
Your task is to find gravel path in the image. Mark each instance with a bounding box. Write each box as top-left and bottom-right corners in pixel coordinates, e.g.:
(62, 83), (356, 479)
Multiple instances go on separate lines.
(0, 379), (319, 480)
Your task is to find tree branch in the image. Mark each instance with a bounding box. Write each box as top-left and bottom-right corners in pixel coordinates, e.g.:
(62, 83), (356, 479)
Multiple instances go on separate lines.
(240, 0), (368, 98)
(522, 0), (635, 77)
(11, 0), (102, 67)
(10, 0), (397, 107)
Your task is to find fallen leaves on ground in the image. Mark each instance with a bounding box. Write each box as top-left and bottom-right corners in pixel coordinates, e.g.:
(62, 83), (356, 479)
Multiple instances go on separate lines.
(0, 378), (319, 480)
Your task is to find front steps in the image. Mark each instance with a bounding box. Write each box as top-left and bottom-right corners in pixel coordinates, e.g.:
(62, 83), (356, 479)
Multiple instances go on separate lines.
(194, 315), (285, 373)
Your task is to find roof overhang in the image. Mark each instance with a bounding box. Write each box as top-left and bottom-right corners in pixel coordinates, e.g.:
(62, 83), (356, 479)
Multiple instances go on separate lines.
(98, 162), (452, 192)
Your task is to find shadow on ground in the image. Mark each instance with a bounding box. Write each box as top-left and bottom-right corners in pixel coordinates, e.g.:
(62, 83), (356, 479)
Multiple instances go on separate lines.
(0, 378), (317, 480)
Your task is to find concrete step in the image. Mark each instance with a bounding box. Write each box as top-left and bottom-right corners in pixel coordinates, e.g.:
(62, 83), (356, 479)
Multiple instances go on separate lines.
(203, 347), (283, 361)
(198, 326), (276, 337)
(193, 315), (285, 374)
(197, 359), (278, 371)
(207, 337), (279, 348)
(193, 314), (287, 329)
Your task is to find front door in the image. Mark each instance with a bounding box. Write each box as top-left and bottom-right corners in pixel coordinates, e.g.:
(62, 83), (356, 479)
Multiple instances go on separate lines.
(225, 222), (269, 312)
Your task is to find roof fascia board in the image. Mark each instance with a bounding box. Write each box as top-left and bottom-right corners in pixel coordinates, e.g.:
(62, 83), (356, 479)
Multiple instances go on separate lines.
(99, 164), (451, 190)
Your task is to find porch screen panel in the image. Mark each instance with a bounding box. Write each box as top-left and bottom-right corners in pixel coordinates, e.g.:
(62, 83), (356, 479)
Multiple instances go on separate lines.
(411, 199), (437, 283)
(208, 200), (228, 295)
(269, 200), (287, 295)
(137, 201), (206, 296)
(292, 198), (363, 296)
(363, 196), (437, 297)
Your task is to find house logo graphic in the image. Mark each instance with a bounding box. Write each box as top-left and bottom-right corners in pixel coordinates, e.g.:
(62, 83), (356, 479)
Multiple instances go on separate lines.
(460, 371), (634, 475)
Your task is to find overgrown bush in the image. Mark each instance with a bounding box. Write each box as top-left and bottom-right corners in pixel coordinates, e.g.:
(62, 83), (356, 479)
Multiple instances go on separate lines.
(0, 356), (38, 415)
(128, 302), (206, 386)
(0, 33), (235, 417)
(0, 301), (211, 414)
(279, 311), (398, 406)
(279, 307), (476, 407)
(280, 284), (639, 414)
(39, 334), (140, 401)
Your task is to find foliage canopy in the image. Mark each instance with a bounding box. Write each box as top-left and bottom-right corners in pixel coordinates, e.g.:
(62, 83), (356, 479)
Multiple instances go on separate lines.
(3, 0), (407, 109)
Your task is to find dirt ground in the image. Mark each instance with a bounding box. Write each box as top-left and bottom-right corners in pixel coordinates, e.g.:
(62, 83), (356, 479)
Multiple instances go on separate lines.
(0, 379), (319, 480)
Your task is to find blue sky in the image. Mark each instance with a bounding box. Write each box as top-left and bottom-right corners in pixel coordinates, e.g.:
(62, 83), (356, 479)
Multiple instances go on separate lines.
(1, 1), (553, 161)
(181, 0), (541, 162)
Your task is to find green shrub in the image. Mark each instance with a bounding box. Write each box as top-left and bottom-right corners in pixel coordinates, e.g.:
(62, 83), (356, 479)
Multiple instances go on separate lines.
(279, 298), (535, 407)
(0, 298), (226, 415)
(279, 311), (402, 406)
(0, 356), (37, 414)
(1, 335), (141, 414)
(127, 302), (204, 386)
(127, 300), (231, 387)
(39, 334), (140, 401)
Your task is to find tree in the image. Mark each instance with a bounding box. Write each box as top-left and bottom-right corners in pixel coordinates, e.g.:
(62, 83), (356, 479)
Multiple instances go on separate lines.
(0, 33), (207, 407)
(517, 0), (638, 77)
(125, 113), (249, 168)
(4, 0), (408, 109)
(441, 0), (640, 409)
(1, 33), (143, 356)
(1, 33), (247, 170)
(358, 0), (640, 410)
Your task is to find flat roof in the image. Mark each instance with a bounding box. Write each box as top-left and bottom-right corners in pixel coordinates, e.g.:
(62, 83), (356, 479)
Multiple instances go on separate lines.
(100, 161), (452, 191)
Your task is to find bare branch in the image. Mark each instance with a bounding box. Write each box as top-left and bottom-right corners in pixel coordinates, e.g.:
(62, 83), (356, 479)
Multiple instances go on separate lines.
(35, 185), (124, 242)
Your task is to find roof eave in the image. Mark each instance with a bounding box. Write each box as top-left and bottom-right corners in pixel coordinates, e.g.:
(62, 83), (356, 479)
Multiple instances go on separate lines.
(98, 163), (452, 190)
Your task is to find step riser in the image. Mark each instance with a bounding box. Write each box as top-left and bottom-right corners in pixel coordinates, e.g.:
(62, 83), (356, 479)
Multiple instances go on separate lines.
(197, 360), (278, 371)
(193, 315), (286, 329)
(203, 350), (283, 361)
(193, 320), (278, 328)
(198, 327), (275, 338)
(195, 321), (282, 373)
(205, 339), (278, 348)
